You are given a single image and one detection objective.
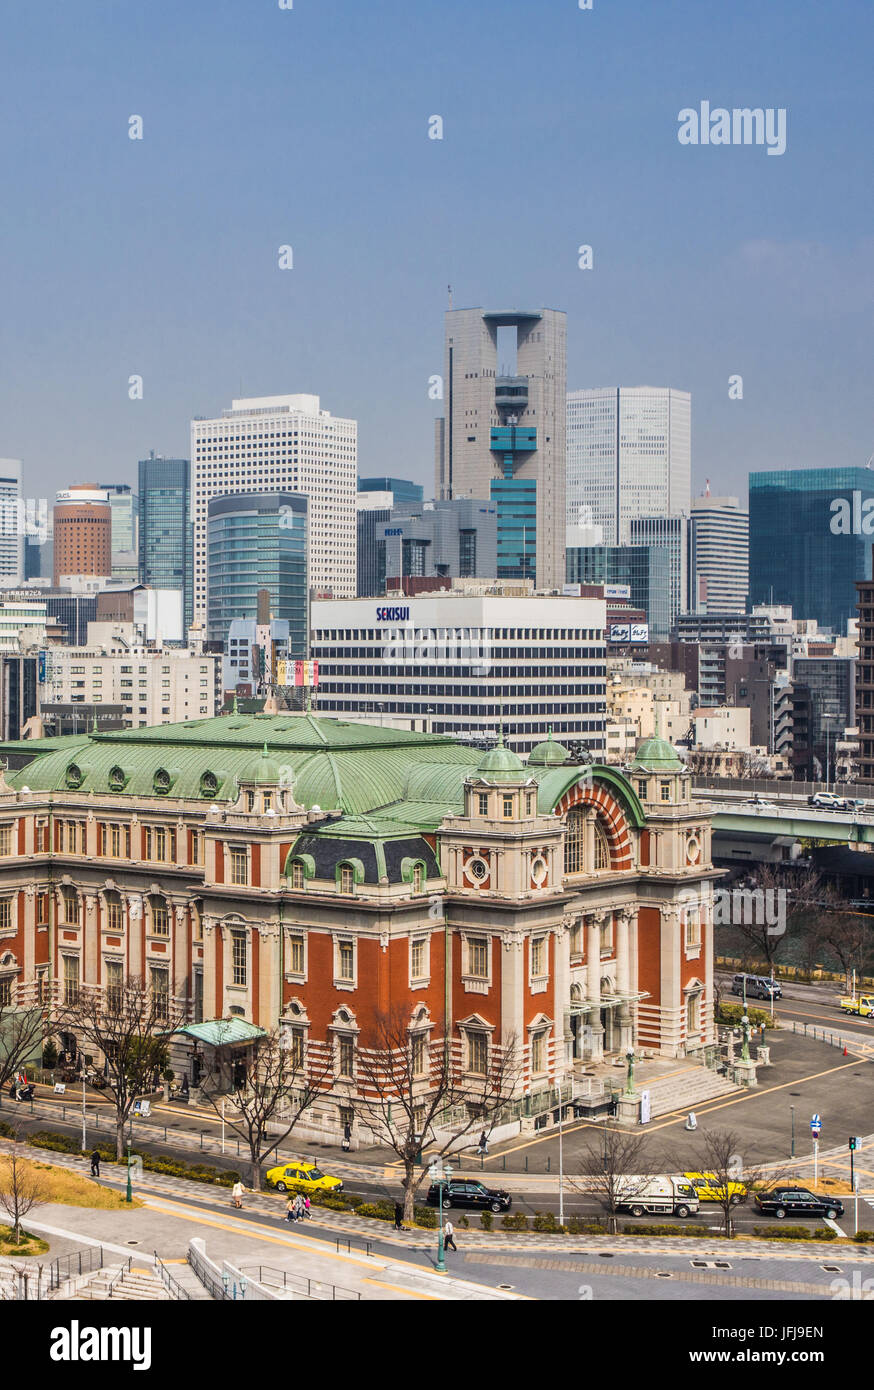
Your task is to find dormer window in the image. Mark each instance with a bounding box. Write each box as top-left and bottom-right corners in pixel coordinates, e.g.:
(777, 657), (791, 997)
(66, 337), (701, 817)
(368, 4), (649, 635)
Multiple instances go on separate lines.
(412, 864), (423, 893)
(339, 864), (354, 893)
(291, 862), (304, 890)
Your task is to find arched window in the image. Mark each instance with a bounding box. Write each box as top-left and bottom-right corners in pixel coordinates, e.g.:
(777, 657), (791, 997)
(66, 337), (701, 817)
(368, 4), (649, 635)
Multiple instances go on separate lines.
(291, 861), (304, 890)
(594, 822), (611, 870)
(564, 807), (586, 875)
(412, 864), (423, 893)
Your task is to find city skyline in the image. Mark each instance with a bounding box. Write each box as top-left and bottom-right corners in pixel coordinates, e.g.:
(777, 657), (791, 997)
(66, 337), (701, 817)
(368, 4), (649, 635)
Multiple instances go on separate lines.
(1, 0), (872, 502)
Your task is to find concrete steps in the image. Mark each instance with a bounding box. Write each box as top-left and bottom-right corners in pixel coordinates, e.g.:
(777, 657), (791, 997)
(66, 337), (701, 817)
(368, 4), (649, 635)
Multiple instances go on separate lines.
(642, 1065), (740, 1118)
(71, 1266), (172, 1301)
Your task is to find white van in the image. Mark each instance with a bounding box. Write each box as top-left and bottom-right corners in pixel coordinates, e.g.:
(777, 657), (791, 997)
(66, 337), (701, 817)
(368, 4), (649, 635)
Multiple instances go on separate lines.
(614, 1175), (699, 1218)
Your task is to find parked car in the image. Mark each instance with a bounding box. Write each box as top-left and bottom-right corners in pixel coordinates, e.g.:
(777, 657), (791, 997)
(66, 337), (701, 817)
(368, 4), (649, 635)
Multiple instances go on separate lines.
(732, 973), (782, 1001)
(613, 1175), (699, 1218)
(426, 1178), (511, 1213)
(754, 1186), (844, 1220)
(265, 1161), (343, 1194)
(808, 792), (847, 810)
(684, 1171), (747, 1204)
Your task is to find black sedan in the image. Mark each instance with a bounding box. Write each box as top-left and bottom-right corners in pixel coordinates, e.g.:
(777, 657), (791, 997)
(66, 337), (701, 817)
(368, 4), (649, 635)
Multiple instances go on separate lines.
(426, 1178), (511, 1213)
(754, 1187), (844, 1220)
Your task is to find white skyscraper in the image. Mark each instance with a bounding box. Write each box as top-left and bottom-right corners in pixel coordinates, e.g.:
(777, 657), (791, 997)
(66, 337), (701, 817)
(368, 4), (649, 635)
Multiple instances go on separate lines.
(190, 394), (357, 628)
(566, 388), (691, 546)
(0, 459), (23, 585)
(689, 491), (749, 614)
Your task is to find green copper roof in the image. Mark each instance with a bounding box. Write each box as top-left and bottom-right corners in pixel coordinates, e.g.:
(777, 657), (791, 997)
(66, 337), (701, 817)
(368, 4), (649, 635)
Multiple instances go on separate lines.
(173, 1018), (267, 1047)
(241, 742), (281, 785)
(630, 736), (685, 773)
(474, 732), (526, 783)
(527, 730), (570, 767)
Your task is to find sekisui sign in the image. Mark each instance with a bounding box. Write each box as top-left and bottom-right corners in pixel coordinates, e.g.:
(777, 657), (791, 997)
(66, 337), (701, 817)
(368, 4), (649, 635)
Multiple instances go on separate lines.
(376, 606), (410, 621)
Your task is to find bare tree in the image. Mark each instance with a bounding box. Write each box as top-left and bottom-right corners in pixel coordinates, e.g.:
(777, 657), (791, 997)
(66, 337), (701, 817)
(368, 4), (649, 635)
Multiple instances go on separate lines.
(667, 1128), (778, 1239)
(0, 1131), (49, 1243)
(571, 1125), (654, 1234)
(809, 893), (871, 991)
(723, 864), (825, 976)
(200, 1027), (332, 1190)
(56, 976), (175, 1159)
(0, 996), (47, 1096)
(353, 1007), (520, 1222)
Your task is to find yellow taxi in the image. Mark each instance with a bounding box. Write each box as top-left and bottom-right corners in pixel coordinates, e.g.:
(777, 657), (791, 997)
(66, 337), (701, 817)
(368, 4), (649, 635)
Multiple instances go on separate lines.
(265, 1161), (344, 1195)
(684, 1172), (747, 1204)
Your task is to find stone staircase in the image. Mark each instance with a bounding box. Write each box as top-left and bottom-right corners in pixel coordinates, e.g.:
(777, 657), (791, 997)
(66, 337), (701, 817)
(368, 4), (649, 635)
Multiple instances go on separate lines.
(71, 1265), (172, 1301)
(642, 1064), (740, 1119)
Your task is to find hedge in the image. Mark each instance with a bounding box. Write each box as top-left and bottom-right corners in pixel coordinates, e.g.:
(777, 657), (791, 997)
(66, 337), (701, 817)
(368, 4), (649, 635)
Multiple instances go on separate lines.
(502, 1212), (529, 1232)
(752, 1225), (837, 1241)
(24, 1129), (241, 1186)
(622, 1223), (702, 1237)
(717, 1003), (774, 1029)
(533, 1212), (567, 1234)
(853, 1231), (874, 1243)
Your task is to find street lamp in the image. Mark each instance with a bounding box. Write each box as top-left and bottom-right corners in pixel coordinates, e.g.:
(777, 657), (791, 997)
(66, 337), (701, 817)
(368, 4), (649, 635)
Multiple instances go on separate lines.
(125, 1143), (133, 1203)
(555, 1082), (565, 1229)
(624, 1048), (635, 1096)
(428, 1159), (452, 1273)
(741, 1013), (751, 1064)
(790, 1105), (796, 1158)
(80, 1057), (87, 1155)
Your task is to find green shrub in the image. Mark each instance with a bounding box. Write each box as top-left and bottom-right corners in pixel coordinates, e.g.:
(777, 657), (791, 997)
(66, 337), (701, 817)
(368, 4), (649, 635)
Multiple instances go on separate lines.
(717, 1003), (774, 1029)
(479, 1210), (493, 1231)
(502, 1212), (529, 1232)
(0, 1121), (14, 1139)
(532, 1211), (567, 1234)
(853, 1231), (874, 1243)
(458, 1214), (470, 1228)
(621, 1223), (701, 1236)
(24, 1129), (240, 1186)
(414, 1206), (437, 1229)
(42, 1040), (58, 1070)
(319, 1197), (351, 1211)
(752, 1225), (837, 1241)
(566, 1218), (607, 1235)
(355, 1201), (394, 1222)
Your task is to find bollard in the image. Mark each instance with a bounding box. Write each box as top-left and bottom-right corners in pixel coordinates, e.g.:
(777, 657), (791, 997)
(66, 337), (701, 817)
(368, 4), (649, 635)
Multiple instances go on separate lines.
(164, 1126), (167, 1142)
(547, 1156), (551, 1173)
(200, 1131), (204, 1149)
(525, 1156), (528, 1173)
(502, 1155), (506, 1171)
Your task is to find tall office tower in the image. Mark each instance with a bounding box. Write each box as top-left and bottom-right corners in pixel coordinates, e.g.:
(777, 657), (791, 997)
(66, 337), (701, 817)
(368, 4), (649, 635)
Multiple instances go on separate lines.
(750, 467), (874, 634)
(363, 497), (498, 596)
(53, 485), (112, 585)
(630, 515), (688, 633)
(689, 490), (749, 614)
(191, 394), (357, 628)
(566, 387), (691, 546)
(434, 308), (566, 589)
(99, 483), (138, 579)
(0, 459), (23, 585)
(138, 454), (192, 630)
(856, 552), (874, 782)
(206, 492), (308, 652)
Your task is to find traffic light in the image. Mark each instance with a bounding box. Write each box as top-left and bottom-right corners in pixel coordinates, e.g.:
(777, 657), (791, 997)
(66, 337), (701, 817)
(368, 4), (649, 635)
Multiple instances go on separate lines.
(849, 1136), (859, 1151)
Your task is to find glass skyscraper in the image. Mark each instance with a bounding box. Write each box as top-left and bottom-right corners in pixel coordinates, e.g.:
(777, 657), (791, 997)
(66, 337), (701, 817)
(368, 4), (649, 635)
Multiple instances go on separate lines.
(137, 454), (192, 630)
(207, 492), (308, 652)
(749, 468), (874, 634)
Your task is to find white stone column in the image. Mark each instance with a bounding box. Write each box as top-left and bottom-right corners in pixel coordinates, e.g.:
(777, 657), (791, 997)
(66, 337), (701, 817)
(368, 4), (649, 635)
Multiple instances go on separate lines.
(586, 914), (603, 1061)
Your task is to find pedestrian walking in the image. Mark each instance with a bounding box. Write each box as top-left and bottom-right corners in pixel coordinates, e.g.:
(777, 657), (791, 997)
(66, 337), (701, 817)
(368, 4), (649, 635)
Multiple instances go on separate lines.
(476, 1130), (489, 1156)
(394, 1201), (404, 1230)
(232, 1180), (245, 1209)
(286, 1196), (295, 1224)
(303, 1195), (311, 1219)
(293, 1193), (305, 1222)
(444, 1219), (457, 1253)
(90, 1149), (101, 1178)
(342, 1122), (352, 1153)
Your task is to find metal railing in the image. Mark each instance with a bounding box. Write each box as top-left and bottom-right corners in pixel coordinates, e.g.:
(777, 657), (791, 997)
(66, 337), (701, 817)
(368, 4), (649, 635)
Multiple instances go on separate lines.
(239, 1263), (361, 1301)
(46, 1245), (104, 1292)
(188, 1243), (230, 1301)
(105, 1255), (132, 1297)
(154, 1250), (190, 1300)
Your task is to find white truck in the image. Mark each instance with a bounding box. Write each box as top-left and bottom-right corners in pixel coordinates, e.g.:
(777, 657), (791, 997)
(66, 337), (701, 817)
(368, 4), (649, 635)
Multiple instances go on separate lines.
(613, 1175), (699, 1218)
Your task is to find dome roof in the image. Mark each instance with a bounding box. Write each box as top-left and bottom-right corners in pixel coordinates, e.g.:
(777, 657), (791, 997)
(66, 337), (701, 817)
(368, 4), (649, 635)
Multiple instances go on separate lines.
(475, 733), (525, 783)
(630, 736), (684, 773)
(527, 729), (570, 767)
(241, 742), (281, 785)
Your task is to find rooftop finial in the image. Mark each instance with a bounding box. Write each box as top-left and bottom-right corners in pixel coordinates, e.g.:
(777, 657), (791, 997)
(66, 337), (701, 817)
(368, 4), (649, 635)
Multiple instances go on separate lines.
(232, 693), (239, 714)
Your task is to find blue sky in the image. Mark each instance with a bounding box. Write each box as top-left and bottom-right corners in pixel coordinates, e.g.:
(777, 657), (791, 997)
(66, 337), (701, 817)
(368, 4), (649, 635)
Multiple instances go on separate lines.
(1, 0), (872, 502)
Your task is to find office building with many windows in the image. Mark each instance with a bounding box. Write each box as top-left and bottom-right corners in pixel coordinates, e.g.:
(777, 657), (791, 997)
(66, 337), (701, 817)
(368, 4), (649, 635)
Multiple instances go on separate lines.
(434, 308), (566, 589)
(310, 591), (606, 754)
(750, 467), (874, 634)
(0, 459), (23, 586)
(138, 454), (192, 630)
(206, 492), (308, 653)
(191, 395), (356, 627)
(566, 387), (691, 547)
(688, 491), (748, 614)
